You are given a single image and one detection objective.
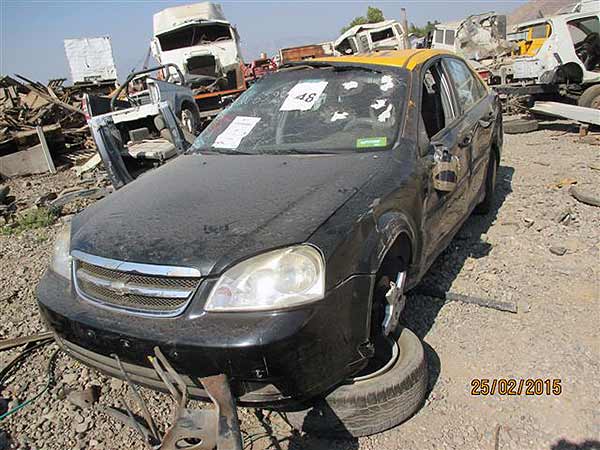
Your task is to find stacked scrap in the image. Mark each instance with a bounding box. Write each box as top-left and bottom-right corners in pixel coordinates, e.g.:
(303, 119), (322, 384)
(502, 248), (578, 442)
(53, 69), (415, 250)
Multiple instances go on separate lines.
(0, 75), (94, 167)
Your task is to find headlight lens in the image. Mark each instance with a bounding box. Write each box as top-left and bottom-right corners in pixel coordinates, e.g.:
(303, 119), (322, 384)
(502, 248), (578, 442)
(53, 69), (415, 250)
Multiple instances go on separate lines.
(205, 245), (325, 312)
(50, 224), (72, 280)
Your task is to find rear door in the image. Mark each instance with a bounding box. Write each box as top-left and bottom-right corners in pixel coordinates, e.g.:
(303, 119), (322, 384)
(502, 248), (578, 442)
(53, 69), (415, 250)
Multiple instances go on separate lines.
(419, 59), (472, 263)
(443, 57), (494, 209)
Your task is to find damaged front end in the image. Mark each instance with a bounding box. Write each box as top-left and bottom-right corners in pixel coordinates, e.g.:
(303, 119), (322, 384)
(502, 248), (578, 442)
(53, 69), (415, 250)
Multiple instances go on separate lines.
(105, 347), (242, 450)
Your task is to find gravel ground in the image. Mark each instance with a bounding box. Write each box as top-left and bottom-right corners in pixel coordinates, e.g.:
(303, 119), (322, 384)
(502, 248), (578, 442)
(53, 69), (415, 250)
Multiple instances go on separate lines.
(0, 121), (599, 450)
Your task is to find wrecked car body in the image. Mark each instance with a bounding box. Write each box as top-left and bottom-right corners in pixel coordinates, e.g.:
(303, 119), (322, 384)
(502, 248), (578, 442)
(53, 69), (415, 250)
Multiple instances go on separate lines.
(430, 12), (511, 62)
(85, 64), (198, 188)
(334, 20), (409, 55)
(490, 2), (600, 109)
(38, 49), (502, 445)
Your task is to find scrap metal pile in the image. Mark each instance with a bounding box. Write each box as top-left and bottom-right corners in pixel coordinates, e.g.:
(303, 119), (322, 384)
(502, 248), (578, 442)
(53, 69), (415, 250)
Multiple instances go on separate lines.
(0, 75), (95, 174)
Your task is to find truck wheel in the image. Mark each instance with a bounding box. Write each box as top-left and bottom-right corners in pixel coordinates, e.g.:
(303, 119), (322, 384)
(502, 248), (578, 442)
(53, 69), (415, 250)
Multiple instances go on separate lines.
(285, 327), (428, 438)
(578, 85), (600, 109)
(474, 149), (497, 215)
(504, 118), (538, 134)
(180, 107), (199, 134)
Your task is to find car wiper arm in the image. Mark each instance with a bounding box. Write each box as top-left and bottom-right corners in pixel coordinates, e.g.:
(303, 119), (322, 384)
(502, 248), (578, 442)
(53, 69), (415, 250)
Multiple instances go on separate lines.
(196, 148), (254, 155)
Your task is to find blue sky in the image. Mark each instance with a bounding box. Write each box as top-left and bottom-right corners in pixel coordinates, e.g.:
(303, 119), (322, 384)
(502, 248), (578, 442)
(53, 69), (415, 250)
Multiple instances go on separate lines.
(0, 0), (526, 83)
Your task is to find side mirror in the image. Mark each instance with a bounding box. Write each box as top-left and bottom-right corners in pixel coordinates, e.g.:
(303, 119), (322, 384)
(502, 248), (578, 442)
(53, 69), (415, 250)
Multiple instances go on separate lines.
(431, 145), (459, 192)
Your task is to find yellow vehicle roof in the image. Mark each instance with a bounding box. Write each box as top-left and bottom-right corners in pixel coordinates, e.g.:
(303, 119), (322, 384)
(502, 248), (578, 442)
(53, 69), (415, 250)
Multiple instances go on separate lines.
(315, 49), (452, 71)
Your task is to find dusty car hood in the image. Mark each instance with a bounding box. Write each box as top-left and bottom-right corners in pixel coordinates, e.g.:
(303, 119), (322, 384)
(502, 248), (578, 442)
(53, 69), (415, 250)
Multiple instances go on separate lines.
(71, 152), (386, 275)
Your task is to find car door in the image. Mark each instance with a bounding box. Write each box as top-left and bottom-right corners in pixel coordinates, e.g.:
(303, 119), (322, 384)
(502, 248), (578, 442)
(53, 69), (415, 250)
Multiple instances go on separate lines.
(443, 57), (494, 207)
(418, 59), (472, 265)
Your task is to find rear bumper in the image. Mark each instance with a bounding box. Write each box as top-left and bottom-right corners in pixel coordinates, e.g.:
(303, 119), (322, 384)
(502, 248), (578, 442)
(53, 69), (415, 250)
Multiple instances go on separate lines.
(37, 270), (373, 407)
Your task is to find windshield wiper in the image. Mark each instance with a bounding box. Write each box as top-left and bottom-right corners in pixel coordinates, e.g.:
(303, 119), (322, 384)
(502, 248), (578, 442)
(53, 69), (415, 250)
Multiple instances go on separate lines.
(276, 148), (337, 155)
(196, 148), (254, 155)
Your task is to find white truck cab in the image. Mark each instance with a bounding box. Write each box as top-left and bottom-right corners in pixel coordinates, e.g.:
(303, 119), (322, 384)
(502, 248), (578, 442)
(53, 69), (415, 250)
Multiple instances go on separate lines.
(150, 2), (245, 94)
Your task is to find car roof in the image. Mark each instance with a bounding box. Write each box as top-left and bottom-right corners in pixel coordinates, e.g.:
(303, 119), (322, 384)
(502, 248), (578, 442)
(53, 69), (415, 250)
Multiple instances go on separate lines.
(314, 49), (453, 71)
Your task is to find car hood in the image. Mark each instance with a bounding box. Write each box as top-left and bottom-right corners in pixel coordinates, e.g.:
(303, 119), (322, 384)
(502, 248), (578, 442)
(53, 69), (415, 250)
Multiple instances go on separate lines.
(72, 152), (386, 275)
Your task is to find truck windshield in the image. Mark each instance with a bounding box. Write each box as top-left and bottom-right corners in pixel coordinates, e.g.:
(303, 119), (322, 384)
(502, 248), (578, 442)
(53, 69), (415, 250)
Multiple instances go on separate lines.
(192, 67), (407, 155)
(158, 24), (232, 51)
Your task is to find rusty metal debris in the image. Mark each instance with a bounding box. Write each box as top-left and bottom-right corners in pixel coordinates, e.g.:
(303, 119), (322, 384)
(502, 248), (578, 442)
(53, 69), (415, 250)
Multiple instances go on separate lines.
(107, 346), (243, 450)
(0, 331), (54, 352)
(0, 74), (97, 178)
(412, 288), (518, 313)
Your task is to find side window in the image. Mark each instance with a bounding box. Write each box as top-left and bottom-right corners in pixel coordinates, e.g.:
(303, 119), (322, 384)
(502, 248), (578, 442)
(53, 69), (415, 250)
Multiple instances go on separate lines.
(370, 27), (394, 43)
(445, 30), (456, 46)
(420, 62), (455, 139)
(444, 58), (484, 112)
(434, 30), (444, 44)
(530, 24), (550, 39)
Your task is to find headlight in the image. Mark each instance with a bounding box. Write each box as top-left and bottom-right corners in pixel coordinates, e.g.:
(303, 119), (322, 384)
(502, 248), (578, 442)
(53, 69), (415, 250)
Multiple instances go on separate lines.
(50, 223), (72, 280)
(205, 245), (325, 312)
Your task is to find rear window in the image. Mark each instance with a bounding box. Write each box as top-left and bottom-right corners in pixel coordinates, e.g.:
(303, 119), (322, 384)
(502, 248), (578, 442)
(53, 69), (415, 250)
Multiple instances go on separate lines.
(445, 29), (456, 46)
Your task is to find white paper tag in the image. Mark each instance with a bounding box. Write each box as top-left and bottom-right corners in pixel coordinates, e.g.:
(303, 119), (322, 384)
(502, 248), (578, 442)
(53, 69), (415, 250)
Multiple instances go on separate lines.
(213, 116), (261, 149)
(280, 81), (328, 111)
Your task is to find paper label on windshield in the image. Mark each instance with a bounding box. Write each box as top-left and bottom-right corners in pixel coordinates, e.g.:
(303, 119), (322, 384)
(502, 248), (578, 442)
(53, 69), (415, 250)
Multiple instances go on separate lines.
(280, 81), (328, 111)
(213, 116), (261, 149)
(357, 137), (387, 148)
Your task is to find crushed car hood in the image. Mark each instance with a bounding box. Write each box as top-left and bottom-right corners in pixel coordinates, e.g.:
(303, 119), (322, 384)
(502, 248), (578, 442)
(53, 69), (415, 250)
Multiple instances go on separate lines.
(71, 152), (386, 275)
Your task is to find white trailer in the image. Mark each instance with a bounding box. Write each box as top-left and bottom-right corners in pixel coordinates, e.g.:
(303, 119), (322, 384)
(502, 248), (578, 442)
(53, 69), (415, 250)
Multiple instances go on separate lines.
(64, 36), (118, 84)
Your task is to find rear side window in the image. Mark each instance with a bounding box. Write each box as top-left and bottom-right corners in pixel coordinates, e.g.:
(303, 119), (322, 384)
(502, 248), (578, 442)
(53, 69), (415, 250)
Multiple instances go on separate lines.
(530, 24), (549, 39)
(443, 58), (485, 112)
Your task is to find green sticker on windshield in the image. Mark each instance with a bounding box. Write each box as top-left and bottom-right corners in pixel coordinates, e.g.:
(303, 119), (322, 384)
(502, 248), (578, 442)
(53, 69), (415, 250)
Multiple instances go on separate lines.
(356, 137), (387, 148)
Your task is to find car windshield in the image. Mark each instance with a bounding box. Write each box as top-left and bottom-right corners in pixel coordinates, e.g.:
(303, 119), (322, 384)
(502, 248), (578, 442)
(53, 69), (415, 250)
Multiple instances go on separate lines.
(191, 66), (407, 155)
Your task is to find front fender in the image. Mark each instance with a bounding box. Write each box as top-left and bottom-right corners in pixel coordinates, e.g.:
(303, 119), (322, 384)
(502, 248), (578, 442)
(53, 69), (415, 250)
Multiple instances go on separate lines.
(372, 210), (417, 269)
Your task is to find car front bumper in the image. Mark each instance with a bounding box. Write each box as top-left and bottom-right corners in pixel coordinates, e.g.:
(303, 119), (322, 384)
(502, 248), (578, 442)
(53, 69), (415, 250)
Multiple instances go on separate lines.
(37, 270), (374, 408)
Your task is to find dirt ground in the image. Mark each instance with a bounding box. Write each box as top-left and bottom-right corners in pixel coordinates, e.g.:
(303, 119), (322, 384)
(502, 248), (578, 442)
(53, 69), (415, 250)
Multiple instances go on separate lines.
(0, 121), (599, 450)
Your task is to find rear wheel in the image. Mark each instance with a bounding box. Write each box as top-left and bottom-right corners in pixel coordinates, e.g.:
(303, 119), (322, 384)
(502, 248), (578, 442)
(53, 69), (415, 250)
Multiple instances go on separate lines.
(474, 149), (497, 215)
(578, 85), (600, 109)
(285, 327), (428, 437)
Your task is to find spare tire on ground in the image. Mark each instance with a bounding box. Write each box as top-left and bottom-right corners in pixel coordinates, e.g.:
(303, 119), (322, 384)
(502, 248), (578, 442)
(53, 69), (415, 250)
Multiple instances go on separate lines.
(284, 327), (428, 438)
(504, 118), (539, 134)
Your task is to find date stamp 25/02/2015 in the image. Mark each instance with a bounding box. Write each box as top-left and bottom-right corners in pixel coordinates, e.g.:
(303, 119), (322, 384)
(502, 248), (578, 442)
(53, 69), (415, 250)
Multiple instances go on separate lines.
(471, 379), (562, 396)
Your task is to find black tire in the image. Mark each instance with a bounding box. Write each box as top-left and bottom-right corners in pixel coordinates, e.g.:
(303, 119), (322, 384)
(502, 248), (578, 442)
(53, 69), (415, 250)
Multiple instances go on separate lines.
(474, 150), (497, 215)
(504, 118), (538, 134)
(577, 85), (600, 109)
(285, 327), (428, 438)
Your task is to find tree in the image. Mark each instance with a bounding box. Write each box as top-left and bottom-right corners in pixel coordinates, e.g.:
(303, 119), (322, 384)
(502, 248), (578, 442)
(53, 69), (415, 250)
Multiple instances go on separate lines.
(409, 20), (440, 37)
(341, 6), (385, 34)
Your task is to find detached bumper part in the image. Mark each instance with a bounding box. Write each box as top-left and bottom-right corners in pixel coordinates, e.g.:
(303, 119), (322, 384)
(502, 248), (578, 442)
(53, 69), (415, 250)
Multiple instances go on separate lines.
(108, 346), (242, 450)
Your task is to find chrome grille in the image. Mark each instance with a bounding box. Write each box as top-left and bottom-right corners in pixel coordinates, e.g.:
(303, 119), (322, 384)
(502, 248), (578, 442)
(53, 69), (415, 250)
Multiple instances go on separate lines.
(72, 251), (201, 316)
